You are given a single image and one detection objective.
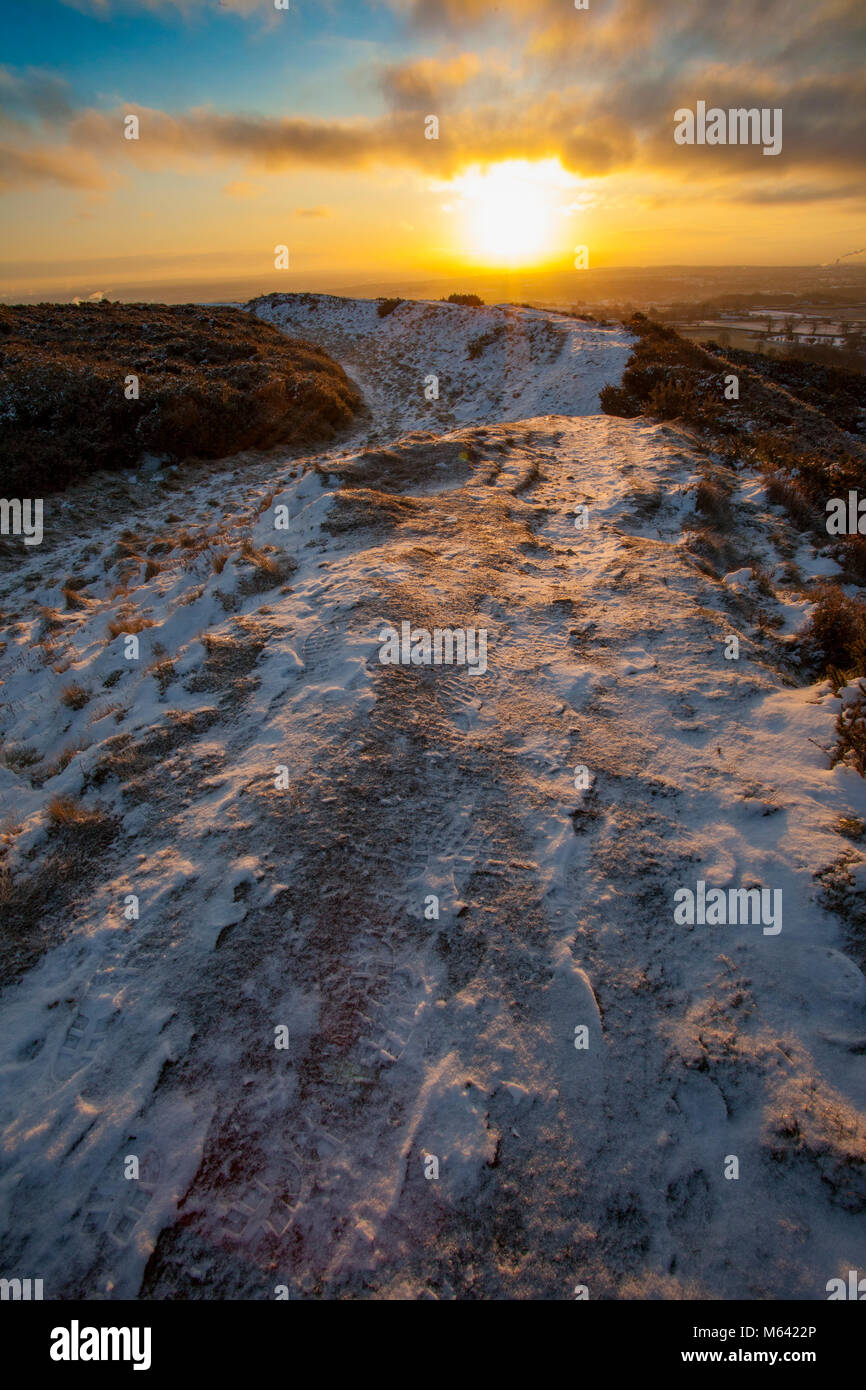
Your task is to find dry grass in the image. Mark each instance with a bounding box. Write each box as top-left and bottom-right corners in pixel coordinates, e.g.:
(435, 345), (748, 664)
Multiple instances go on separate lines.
(237, 541), (297, 596)
(835, 814), (866, 842)
(764, 1073), (866, 1212)
(147, 658), (175, 696)
(40, 743), (88, 782)
(694, 477), (734, 527)
(106, 615), (157, 639)
(88, 700), (125, 725)
(62, 584), (94, 611)
(603, 317), (866, 596)
(60, 681), (90, 710)
(0, 813), (19, 850)
(88, 707), (221, 794)
(1, 744), (41, 774)
(183, 617), (269, 693)
(38, 606), (65, 633)
(46, 794), (92, 826)
(646, 377), (698, 419)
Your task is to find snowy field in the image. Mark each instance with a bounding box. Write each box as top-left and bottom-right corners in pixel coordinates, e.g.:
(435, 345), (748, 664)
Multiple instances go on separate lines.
(1, 296), (865, 1299)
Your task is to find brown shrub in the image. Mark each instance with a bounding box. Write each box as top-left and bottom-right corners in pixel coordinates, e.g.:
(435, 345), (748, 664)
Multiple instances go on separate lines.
(832, 683), (866, 776)
(804, 582), (866, 674)
(62, 584), (94, 610)
(60, 681), (90, 710)
(0, 302), (363, 493)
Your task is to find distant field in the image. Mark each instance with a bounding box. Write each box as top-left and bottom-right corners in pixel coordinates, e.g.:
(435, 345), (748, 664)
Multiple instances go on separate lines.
(676, 323), (866, 369)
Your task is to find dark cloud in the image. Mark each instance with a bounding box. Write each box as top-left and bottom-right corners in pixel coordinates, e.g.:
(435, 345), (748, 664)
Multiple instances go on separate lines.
(0, 66), (76, 122)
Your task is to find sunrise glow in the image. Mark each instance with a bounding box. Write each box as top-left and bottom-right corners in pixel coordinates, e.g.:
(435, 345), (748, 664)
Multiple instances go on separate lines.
(443, 159), (582, 268)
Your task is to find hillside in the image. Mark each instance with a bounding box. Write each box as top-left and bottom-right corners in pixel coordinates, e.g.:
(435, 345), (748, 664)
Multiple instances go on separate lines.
(0, 302), (363, 495)
(0, 297), (865, 1300)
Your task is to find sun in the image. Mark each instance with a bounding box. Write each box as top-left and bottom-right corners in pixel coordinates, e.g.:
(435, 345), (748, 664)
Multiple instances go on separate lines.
(442, 158), (581, 268)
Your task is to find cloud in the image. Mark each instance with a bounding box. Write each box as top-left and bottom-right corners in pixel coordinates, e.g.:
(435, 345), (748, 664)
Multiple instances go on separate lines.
(4, 75), (861, 201)
(2, 0), (863, 208)
(223, 179), (264, 197)
(60, 0), (267, 14)
(379, 53), (483, 110)
(55, 96), (639, 180)
(731, 183), (866, 205)
(0, 144), (112, 192)
(295, 206), (330, 217)
(0, 66), (76, 122)
(639, 70), (866, 179)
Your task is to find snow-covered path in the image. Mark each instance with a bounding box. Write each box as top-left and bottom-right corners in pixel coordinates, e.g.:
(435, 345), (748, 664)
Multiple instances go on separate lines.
(1, 305), (865, 1301)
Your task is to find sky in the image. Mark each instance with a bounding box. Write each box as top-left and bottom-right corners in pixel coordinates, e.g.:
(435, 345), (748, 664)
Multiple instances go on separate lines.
(1, 0), (864, 301)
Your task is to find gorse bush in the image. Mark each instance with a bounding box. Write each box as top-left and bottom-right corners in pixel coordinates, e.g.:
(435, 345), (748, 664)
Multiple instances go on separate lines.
(0, 302), (363, 493)
(645, 378), (699, 419)
(832, 682), (866, 776)
(805, 582), (866, 675)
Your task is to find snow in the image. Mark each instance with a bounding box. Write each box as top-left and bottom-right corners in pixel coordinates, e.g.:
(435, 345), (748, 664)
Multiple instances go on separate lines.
(250, 294), (632, 439)
(0, 295), (865, 1300)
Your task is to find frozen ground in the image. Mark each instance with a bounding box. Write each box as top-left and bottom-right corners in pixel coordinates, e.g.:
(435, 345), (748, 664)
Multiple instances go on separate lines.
(0, 297), (865, 1300)
(249, 293), (631, 438)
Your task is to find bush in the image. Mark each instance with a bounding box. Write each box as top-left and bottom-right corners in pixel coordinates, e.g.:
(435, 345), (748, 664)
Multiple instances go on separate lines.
(0, 302), (363, 493)
(832, 682), (866, 776)
(694, 478), (732, 526)
(598, 383), (633, 416)
(444, 293), (484, 307)
(804, 582), (866, 674)
(645, 377), (698, 419)
(377, 298), (403, 319)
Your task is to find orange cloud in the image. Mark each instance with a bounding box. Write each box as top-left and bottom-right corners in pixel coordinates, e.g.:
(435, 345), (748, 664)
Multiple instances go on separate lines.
(379, 53), (483, 109)
(0, 144), (112, 191)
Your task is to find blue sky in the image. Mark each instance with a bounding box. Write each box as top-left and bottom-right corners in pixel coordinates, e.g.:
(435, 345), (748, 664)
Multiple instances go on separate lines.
(1, 1), (404, 118)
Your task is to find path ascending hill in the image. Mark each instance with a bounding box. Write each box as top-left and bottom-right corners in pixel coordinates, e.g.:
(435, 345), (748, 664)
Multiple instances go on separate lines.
(0, 302), (864, 1300)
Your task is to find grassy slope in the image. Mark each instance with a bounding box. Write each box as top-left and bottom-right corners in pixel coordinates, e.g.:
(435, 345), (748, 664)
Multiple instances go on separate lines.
(602, 316), (866, 675)
(0, 301), (363, 495)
